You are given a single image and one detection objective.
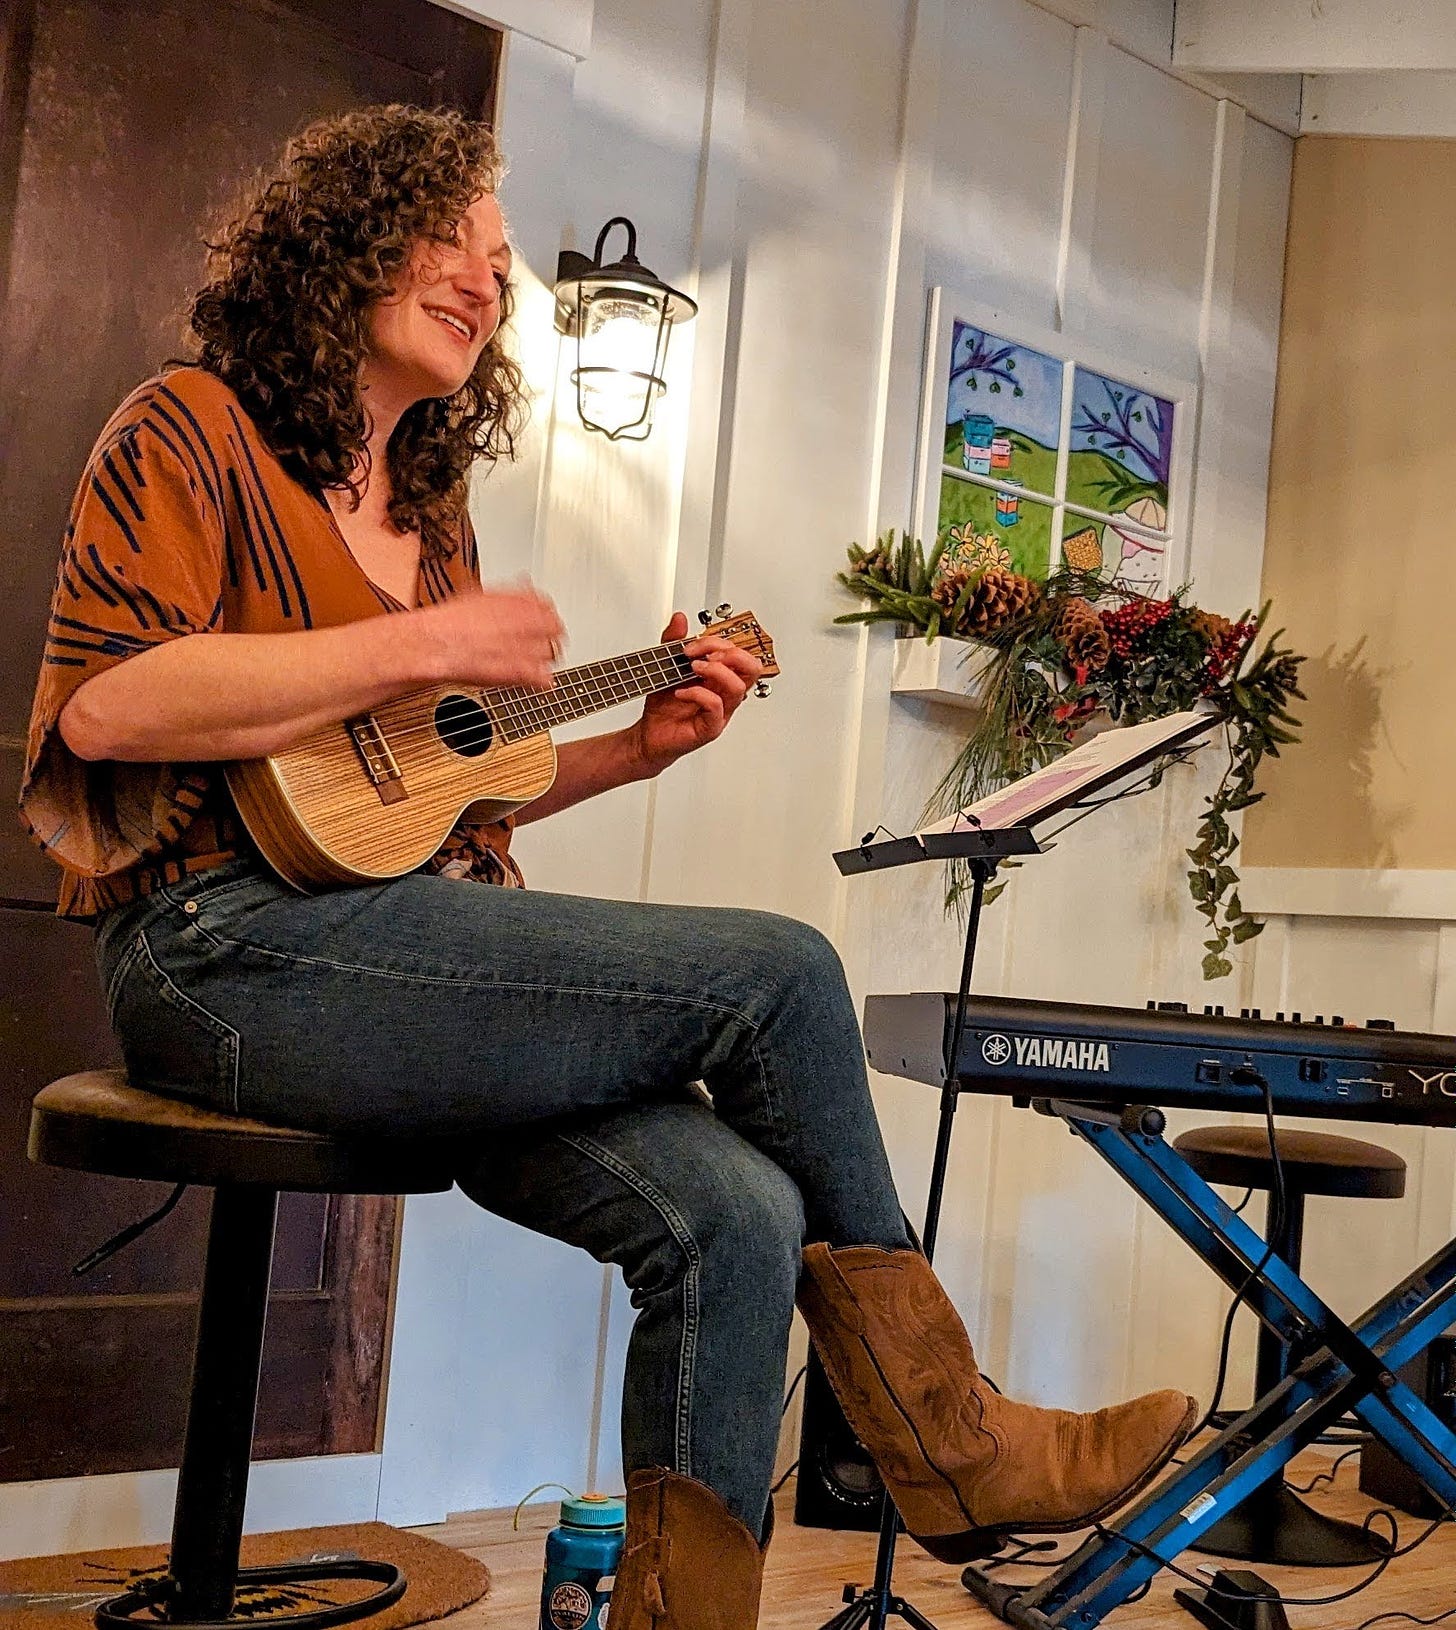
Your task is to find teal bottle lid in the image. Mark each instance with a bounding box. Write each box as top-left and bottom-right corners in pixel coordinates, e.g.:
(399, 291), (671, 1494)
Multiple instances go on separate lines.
(561, 1491), (626, 1529)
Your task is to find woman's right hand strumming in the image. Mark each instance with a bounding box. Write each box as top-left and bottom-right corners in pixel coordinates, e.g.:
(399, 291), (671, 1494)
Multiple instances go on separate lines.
(416, 582), (565, 691)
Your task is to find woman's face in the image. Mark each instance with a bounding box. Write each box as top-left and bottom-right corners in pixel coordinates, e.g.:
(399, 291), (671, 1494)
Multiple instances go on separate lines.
(363, 191), (512, 409)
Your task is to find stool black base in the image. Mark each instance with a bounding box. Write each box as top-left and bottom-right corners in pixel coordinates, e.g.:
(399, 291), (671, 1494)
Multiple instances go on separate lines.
(130, 1185), (404, 1627)
(1189, 1475), (1388, 1567)
(95, 1559), (406, 1630)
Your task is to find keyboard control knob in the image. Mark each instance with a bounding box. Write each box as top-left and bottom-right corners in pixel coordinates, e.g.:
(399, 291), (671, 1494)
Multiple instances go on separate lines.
(1251, 1008), (1262, 1020)
(1333, 1015), (1346, 1027)
(1276, 1012), (1286, 1022)
(1156, 1001), (1189, 1012)
(1367, 1018), (1396, 1030)
(1292, 1012), (1302, 1023)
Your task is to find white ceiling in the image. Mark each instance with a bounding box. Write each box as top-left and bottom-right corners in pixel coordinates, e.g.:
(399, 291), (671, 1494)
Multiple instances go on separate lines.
(1026, 0), (1456, 136)
(1174, 0), (1456, 135)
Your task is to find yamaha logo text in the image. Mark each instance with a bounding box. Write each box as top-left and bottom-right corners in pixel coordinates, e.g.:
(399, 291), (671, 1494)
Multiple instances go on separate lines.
(981, 1033), (1111, 1073)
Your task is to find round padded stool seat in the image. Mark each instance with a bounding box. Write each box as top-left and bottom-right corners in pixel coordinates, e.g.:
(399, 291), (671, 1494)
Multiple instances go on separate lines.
(28, 1068), (454, 1194)
(1172, 1124), (1406, 1199)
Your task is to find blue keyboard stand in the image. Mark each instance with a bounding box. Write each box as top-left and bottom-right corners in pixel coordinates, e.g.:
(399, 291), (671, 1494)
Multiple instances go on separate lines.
(961, 1098), (1456, 1629)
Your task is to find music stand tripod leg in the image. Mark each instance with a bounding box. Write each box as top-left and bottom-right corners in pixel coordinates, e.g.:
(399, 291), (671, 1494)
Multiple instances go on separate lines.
(815, 856), (1000, 1630)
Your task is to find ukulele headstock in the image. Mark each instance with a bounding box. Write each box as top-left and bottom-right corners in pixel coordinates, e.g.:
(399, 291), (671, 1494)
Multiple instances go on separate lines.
(695, 607), (780, 695)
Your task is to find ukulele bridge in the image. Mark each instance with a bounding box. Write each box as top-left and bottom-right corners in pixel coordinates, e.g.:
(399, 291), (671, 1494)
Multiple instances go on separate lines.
(348, 715), (408, 805)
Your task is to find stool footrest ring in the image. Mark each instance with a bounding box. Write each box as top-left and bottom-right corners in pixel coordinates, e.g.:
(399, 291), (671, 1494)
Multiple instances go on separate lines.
(93, 1559), (406, 1629)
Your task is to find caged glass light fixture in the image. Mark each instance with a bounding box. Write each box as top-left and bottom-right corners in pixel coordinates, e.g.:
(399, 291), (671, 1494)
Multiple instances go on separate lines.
(552, 216), (697, 442)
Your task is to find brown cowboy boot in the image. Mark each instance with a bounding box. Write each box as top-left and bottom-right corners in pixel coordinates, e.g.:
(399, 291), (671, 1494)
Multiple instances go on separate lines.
(798, 1244), (1197, 1564)
(609, 1468), (771, 1629)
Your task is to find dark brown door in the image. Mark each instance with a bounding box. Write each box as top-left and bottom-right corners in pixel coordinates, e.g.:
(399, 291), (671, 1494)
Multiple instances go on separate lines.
(0, 0), (500, 1483)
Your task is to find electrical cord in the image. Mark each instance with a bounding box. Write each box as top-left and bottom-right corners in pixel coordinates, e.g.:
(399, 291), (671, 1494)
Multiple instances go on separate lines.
(1287, 1442), (1362, 1493)
(1182, 1070), (1287, 1445)
(1093, 1501), (1451, 1613)
(767, 1367), (810, 1497)
(1353, 1606), (1456, 1630)
(983, 1538), (1064, 1571)
(781, 1364), (807, 1418)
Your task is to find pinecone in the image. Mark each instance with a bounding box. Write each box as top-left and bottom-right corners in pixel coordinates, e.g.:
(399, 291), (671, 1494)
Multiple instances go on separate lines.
(1189, 608), (1234, 649)
(949, 566), (1041, 637)
(930, 562), (974, 613)
(1050, 595), (1111, 673)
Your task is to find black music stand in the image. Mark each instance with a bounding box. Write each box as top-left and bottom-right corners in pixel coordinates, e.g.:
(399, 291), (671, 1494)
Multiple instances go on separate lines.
(823, 821), (1040, 1630)
(819, 708), (1217, 1630)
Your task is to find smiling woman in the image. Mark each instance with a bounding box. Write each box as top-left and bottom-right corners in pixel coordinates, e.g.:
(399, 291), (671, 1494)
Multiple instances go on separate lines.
(188, 105), (527, 562)
(366, 195), (514, 410)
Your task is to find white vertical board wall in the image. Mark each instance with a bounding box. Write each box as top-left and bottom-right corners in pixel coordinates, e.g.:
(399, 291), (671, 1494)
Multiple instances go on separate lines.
(387, 0), (1300, 1520)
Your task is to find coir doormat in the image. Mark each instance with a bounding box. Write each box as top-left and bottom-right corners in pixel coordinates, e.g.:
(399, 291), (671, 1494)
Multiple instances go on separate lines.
(0, 1522), (488, 1630)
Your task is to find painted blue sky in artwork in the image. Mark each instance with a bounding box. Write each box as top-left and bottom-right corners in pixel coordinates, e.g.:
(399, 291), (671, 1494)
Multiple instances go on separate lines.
(944, 322), (1064, 450)
(1069, 366), (1174, 487)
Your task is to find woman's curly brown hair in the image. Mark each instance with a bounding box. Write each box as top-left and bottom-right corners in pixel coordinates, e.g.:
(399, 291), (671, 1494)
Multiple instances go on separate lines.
(189, 104), (526, 559)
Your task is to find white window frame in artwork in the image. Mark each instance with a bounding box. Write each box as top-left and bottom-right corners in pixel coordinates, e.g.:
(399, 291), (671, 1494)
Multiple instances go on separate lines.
(911, 285), (1199, 595)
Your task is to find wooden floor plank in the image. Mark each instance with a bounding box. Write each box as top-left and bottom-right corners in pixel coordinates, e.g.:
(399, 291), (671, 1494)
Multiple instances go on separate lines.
(411, 1450), (1456, 1628)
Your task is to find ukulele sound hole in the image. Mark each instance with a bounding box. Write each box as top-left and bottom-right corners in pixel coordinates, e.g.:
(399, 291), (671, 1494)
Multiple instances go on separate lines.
(434, 694), (495, 758)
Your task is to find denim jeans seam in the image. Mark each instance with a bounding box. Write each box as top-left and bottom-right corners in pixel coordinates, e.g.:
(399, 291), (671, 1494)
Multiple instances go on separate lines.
(187, 929), (764, 1024)
(136, 929), (243, 1112)
(103, 933), (147, 1022)
(559, 1130), (701, 1480)
(746, 1034), (784, 1146)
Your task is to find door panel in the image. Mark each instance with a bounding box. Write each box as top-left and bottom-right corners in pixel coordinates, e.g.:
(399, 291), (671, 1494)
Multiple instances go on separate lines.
(0, 0), (499, 1482)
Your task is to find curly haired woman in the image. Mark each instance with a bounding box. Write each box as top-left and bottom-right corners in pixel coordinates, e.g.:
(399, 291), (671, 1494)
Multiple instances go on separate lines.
(20, 105), (1194, 1627)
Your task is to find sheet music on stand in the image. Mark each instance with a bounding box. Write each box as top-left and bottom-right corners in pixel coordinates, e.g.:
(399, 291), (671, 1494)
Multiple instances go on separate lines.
(834, 707), (1218, 876)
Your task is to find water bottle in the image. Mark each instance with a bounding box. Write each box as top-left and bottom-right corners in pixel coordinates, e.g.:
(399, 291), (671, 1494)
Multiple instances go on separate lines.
(539, 1491), (626, 1630)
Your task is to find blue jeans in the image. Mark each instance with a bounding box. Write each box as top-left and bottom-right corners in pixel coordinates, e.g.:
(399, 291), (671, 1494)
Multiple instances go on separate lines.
(94, 857), (911, 1536)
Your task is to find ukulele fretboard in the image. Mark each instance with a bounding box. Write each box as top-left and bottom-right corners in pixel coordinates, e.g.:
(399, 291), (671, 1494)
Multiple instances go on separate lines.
(482, 642), (699, 741)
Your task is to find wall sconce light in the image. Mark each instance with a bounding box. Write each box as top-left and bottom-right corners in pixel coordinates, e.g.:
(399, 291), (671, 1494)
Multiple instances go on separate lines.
(553, 216), (697, 442)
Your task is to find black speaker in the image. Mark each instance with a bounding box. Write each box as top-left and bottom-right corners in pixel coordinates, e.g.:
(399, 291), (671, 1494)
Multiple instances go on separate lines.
(1358, 1334), (1456, 1518)
(793, 1347), (885, 1530)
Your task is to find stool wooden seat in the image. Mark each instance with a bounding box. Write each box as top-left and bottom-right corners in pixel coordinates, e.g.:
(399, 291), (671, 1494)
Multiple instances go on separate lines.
(30, 1069), (454, 1193)
(1173, 1121), (1407, 1570)
(28, 1069), (455, 1629)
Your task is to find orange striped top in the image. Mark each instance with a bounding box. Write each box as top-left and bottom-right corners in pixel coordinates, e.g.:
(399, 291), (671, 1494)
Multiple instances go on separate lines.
(20, 367), (521, 918)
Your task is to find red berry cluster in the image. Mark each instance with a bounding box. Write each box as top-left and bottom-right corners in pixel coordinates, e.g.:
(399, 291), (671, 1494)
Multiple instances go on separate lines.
(1202, 620), (1257, 691)
(1099, 598), (1174, 658)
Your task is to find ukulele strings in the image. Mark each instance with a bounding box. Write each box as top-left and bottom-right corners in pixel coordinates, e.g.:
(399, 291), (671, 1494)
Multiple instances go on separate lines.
(365, 640), (704, 752)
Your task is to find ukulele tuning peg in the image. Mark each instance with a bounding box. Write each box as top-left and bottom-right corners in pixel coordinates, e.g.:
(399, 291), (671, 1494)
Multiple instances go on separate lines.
(697, 609), (714, 626)
(754, 679), (773, 699)
(714, 602), (733, 618)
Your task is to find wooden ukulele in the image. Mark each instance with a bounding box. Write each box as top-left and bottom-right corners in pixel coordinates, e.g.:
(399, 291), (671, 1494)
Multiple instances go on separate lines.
(226, 607), (779, 891)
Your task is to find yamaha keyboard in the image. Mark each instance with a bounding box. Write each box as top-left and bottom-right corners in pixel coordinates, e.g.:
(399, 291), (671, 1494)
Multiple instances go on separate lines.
(864, 993), (1456, 1125)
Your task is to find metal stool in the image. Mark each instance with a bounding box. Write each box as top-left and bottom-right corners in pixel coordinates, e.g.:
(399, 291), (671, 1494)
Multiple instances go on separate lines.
(1173, 1123), (1406, 1568)
(28, 1069), (453, 1627)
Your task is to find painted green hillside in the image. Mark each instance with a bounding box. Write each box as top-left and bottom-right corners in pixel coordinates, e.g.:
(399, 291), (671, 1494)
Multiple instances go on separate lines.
(941, 423), (1167, 526)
